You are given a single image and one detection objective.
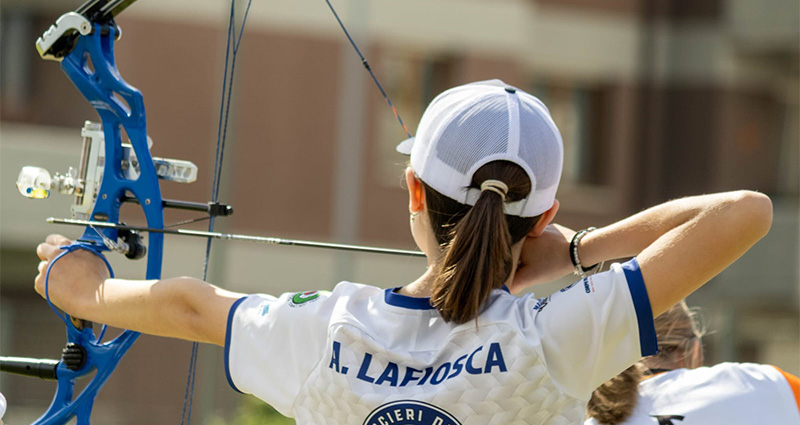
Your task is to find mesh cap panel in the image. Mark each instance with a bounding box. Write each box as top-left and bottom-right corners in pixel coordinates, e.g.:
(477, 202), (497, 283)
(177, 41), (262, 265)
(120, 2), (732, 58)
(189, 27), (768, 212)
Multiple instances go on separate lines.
(436, 96), (510, 175)
(518, 101), (562, 192)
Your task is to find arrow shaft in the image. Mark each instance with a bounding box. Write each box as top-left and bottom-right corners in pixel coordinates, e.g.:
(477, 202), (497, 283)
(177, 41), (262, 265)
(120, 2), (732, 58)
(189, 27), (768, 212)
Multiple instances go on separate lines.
(48, 217), (426, 258)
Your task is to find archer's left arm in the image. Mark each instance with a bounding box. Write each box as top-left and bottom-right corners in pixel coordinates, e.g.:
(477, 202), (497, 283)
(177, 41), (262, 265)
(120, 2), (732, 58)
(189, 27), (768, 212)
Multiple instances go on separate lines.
(35, 234), (242, 346)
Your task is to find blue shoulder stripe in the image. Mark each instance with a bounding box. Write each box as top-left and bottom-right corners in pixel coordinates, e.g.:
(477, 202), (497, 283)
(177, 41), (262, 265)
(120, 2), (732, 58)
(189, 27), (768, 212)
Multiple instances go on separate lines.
(622, 258), (658, 356)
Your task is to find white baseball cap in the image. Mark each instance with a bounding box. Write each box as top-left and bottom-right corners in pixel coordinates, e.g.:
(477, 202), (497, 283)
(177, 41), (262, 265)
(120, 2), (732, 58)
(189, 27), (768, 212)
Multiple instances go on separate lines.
(396, 79), (563, 217)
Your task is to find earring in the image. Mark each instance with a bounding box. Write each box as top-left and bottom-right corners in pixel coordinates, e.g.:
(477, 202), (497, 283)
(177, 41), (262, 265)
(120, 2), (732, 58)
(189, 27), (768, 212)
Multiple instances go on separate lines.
(410, 210), (420, 223)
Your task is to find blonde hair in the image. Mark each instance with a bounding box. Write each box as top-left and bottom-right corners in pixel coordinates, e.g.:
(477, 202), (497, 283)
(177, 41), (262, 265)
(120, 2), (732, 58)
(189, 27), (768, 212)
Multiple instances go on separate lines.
(586, 300), (706, 424)
(650, 300), (705, 369)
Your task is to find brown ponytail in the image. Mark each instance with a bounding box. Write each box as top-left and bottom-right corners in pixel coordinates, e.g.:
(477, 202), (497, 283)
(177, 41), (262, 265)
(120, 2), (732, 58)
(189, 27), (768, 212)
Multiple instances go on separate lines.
(426, 161), (540, 324)
(586, 301), (706, 424)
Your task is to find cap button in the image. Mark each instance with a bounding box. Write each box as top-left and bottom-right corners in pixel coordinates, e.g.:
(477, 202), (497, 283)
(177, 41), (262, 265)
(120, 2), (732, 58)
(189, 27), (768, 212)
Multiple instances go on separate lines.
(504, 87), (516, 94)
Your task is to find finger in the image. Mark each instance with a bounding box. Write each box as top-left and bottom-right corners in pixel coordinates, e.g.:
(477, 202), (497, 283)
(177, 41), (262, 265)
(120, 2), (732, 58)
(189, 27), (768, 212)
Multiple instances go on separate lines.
(36, 243), (47, 261)
(38, 260), (49, 273)
(45, 234), (72, 247)
(34, 273), (45, 297)
(37, 242), (62, 261)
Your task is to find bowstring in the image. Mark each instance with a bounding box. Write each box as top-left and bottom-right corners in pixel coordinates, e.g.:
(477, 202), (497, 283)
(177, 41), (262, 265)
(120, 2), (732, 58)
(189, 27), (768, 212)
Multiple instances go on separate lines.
(180, 0), (252, 423)
(323, 0), (412, 138)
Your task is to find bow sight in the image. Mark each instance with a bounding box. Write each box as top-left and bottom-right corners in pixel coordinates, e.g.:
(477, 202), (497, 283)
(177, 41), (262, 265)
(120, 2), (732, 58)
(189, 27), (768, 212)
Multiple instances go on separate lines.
(16, 121), (203, 258)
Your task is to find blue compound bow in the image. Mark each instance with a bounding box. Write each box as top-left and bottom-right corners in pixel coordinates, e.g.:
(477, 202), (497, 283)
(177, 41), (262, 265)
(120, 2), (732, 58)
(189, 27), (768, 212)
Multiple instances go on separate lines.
(5, 1), (188, 423)
(0, 0), (417, 423)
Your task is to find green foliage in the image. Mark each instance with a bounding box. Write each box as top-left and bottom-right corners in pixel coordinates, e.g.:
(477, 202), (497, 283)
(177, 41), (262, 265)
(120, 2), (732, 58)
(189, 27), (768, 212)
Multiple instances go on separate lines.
(209, 395), (296, 425)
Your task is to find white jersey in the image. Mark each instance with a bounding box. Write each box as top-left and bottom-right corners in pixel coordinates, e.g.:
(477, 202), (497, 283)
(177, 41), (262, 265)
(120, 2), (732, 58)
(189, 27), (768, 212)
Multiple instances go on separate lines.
(585, 363), (800, 425)
(226, 259), (657, 425)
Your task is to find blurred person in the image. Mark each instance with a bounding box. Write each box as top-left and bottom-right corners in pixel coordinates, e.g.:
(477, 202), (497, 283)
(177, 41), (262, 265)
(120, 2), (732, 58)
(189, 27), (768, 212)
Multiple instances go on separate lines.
(586, 301), (800, 425)
(34, 80), (773, 424)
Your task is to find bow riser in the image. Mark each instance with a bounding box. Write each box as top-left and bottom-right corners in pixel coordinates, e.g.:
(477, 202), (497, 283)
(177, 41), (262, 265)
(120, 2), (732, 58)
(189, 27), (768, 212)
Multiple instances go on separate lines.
(60, 24), (165, 279)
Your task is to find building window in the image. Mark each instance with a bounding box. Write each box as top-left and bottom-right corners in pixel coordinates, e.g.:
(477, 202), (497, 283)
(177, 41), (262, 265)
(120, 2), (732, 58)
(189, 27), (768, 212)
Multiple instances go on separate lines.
(530, 81), (611, 187)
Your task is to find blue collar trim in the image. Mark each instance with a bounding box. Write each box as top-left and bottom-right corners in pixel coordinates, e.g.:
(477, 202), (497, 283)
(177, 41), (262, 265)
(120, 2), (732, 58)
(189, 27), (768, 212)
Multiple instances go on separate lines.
(384, 287), (435, 310)
(384, 285), (510, 310)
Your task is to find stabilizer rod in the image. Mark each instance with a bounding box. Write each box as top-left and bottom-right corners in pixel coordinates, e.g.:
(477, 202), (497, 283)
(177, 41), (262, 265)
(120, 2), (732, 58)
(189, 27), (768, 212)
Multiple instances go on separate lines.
(0, 356), (59, 380)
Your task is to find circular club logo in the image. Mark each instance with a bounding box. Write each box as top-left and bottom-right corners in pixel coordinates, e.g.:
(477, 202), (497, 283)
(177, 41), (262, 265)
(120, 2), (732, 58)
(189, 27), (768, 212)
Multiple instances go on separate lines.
(363, 400), (462, 425)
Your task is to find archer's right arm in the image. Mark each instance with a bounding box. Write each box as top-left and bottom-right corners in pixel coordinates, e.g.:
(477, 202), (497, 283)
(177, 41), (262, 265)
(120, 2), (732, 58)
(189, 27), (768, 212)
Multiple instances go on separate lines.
(513, 190), (772, 317)
(35, 234), (242, 346)
(517, 191), (771, 399)
(578, 190), (772, 316)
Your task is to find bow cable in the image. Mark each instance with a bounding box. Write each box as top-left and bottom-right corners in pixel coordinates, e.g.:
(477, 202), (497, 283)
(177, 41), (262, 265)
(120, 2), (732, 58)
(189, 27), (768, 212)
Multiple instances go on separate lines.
(323, 0), (412, 138)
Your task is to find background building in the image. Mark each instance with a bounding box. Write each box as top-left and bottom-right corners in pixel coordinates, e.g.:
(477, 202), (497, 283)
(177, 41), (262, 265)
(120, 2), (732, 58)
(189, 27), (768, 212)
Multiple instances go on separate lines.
(1, 0), (798, 423)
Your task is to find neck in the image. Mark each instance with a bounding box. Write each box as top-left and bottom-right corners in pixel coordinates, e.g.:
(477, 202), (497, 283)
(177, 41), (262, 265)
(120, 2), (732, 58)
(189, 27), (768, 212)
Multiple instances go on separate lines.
(399, 239), (525, 298)
(399, 266), (438, 297)
(399, 261), (519, 298)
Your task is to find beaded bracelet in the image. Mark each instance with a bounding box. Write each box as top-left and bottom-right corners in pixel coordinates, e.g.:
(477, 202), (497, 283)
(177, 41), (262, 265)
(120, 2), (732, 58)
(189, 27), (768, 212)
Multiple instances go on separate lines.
(569, 227), (602, 278)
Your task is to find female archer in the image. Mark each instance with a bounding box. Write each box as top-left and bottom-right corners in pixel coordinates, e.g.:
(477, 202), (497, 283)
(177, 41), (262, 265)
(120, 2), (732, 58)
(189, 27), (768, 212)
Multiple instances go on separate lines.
(36, 80), (773, 424)
(585, 301), (800, 424)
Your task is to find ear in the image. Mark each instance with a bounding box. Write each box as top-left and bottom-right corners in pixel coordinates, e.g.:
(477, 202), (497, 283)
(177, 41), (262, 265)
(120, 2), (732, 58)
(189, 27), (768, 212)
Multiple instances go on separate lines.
(528, 199), (559, 237)
(405, 167), (425, 213)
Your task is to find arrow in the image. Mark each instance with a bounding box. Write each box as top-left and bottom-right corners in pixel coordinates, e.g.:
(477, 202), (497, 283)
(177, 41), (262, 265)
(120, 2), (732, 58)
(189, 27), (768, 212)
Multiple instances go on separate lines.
(48, 217), (426, 257)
